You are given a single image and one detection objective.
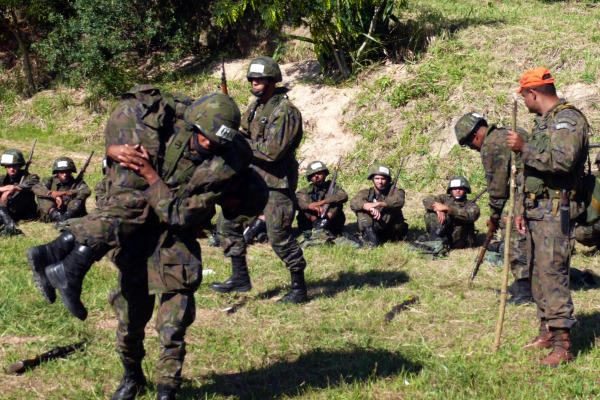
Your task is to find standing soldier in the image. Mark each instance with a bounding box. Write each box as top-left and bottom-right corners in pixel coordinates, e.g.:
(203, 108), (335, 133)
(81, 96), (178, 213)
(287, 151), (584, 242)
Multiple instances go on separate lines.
(33, 157), (91, 223)
(350, 164), (407, 247)
(296, 160), (348, 236)
(455, 113), (532, 305)
(211, 56), (309, 304)
(420, 176), (480, 249)
(0, 148), (39, 236)
(507, 67), (589, 366)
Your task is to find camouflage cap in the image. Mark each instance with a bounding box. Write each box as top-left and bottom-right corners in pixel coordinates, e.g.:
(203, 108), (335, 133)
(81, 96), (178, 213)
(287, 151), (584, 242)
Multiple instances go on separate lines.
(184, 93), (241, 146)
(455, 113), (487, 145)
(52, 157), (77, 173)
(247, 57), (283, 83)
(1, 149), (25, 166)
(447, 176), (471, 194)
(306, 161), (329, 181)
(367, 164), (392, 180)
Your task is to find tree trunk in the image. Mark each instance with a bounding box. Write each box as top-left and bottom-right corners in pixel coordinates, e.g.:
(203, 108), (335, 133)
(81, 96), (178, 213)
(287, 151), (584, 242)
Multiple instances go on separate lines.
(8, 9), (35, 96)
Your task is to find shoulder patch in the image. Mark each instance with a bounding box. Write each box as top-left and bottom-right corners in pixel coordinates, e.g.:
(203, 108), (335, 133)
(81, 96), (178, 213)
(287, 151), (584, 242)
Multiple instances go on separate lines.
(555, 121), (575, 132)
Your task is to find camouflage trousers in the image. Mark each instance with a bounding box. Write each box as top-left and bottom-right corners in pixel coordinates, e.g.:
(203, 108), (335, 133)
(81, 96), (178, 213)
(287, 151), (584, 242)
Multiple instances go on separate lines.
(526, 216), (576, 329)
(297, 210), (345, 236)
(37, 197), (87, 223)
(108, 256), (197, 388)
(574, 221), (600, 247)
(423, 211), (475, 249)
(355, 211), (407, 242)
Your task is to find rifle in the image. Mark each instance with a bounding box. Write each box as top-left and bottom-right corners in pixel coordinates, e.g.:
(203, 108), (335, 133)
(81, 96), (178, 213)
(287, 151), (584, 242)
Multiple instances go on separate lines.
(18, 138), (37, 185)
(71, 151), (94, 190)
(468, 228), (494, 286)
(467, 187), (488, 205)
(6, 340), (86, 374)
(391, 160), (405, 193)
(221, 58), (228, 95)
(320, 156), (342, 218)
(384, 295), (418, 323)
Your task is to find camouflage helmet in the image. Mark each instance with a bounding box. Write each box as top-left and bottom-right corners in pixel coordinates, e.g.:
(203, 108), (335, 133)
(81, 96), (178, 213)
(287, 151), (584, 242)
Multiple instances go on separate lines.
(1, 149), (25, 166)
(184, 93), (241, 146)
(367, 164), (392, 180)
(52, 157), (77, 173)
(595, 151), (600, 165)
(454, 113), (487, 145)
(247, 57), (283, 83)
(305, 161), (329, 181)
(447, 176), (471, 194)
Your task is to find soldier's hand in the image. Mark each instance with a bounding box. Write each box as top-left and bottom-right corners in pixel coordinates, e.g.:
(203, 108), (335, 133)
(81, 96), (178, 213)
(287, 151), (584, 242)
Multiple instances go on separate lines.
(118, 145), (160, 186)
(486, 217), (499, 233)
(55, 196), (64, 209)
(515, 214), (526, 234)
(436, 210), (446, 225)
(507, 130), (525, 153)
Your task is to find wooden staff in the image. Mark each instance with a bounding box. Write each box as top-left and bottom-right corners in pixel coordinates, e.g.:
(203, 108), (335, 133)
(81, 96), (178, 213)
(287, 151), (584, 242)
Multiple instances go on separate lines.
(493, 98), (518, 351)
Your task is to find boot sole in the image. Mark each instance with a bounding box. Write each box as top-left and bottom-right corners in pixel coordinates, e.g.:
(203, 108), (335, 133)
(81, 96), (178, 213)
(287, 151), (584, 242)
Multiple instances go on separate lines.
(26, 247), (57, 304)
(46, 264), (88, 321)
(209, 283), (252, 293)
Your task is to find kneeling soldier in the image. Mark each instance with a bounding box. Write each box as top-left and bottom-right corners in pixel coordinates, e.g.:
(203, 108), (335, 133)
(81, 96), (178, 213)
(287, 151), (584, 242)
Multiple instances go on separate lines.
(33, 157), (91, 223)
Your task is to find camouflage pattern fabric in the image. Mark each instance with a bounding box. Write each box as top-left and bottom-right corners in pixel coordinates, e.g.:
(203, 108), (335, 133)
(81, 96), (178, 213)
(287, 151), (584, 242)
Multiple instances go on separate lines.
(0, 170), (39, 220)
(266, 189), (306, 271)
(574, 221), (600, 247)
(33, 176), (91, 222)
(296, 180), (348, 235)
(350, 187), (408, 241)
(422, 193), (480, 248)
(521, 99), (589, 330)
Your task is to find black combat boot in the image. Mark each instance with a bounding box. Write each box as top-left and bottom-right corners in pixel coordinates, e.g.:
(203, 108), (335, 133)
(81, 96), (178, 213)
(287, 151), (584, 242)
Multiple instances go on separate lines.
(156, 384), (178, 400)
(49, 208), (63, 222)
(0, 206), (22, 236)
(362, 226), (380, 248)
(278, 270), (309, 304)
(26, 231), (76, 304)
(243, 218), (266, 244)
(61, 209), (76, 222)
(210, 256), (252, 293)
(45, 244), (95, 320)
(506, 278), (534, 306)
(110, 361), (147, 400)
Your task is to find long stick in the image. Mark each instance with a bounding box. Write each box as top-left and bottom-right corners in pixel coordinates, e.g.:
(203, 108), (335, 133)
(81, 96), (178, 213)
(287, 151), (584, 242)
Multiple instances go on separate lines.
(493, 99), (518, 351)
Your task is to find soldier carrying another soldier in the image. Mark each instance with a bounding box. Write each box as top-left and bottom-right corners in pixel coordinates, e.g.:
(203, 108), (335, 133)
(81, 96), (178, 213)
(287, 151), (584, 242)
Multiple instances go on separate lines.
(0, 148), (39, 236)
(33, 157), (91, 224)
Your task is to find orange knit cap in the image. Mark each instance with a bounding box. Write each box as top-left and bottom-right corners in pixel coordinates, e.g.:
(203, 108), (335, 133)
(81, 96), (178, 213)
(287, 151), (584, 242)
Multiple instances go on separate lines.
(517, 67), (555, 93)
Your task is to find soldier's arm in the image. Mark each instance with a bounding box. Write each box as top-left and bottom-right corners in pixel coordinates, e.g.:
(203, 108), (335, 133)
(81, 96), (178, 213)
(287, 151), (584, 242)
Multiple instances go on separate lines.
(20, 173), (40, 191)
(521, 110), (587, 174)
(449, 202), (480, 223)
(383, 188), (405, 209)
(481, 141), (510, 220)
(325, 185), (348, 204)
(72, 180), (92, 200)
(249, 106), (302, 163)
(32, 177), (52, 197)
(296, 187), (312, 211)
(423, 194), (445, 210)
(349, 189), (369, 212)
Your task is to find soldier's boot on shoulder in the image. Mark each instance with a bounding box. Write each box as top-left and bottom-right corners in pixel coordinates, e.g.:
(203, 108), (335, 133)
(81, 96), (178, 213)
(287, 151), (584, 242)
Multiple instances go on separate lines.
(45, 244), (95, 321)
(506, 278), (534, 306)
(524, 322), (553, 350)
(209, 256), (252, 293)
(26, 231), (76, 304)
(540, 330), (575, 367)
(278, 270), (309, 304)
(156, 384), (178, 400)
(0, 206), (22, 236)
(49, 208), (63, 222)
(110, 361), (147, 400)
(362, 226), (380, 248)
(243, 218), (266, 244)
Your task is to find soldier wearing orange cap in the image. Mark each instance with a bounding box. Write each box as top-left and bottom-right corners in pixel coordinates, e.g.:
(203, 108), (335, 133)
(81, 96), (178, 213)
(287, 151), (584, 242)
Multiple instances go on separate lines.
(507, 67), (589, 366)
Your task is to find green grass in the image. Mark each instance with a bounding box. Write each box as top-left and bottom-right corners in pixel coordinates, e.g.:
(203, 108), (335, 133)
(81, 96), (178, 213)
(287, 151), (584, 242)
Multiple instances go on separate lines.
(2, 0), (600, 398)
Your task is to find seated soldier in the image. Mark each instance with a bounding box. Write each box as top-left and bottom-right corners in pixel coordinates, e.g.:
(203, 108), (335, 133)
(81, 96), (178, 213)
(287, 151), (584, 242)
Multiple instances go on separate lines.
(296, 160), (348, 236)
(350, 164), (407, 247)
(0, 148), (40, 236)
(574, 151), (600, 249)
(419, 176), (480, 248)
(33, 157), (91, 223)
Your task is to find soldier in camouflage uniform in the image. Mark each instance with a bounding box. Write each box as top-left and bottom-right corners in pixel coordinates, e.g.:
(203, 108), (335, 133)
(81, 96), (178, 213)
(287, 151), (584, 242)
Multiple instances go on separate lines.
(455, 112), (532, 305)
(574, 151), (600, 248)
(420, 176), (480, 249)
(33, 157), (91, 223)
(507, 67), (589, 366)
(0, 148), (39, 236)
(350, 164), (407, 247)
(210, 56), (309, 304)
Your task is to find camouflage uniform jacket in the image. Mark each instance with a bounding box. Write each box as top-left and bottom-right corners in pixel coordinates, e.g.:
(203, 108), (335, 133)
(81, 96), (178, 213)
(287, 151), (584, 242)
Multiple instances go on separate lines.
(0, 171), (40, 218)
(423, 193), (480, 225)
(33, 176), (91, 212)
(521, 99), (589, 220)
(350, 186), (406, 223)
(296, 181), (348, 218)
(241, 88), (303, 191)
(144, 131), (254, 294)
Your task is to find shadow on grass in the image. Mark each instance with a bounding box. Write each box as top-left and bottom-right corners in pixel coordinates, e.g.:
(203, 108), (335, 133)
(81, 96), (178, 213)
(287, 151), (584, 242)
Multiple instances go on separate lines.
(572, 311), (600, 357)
(183, 347), (421, 399)
(309, 270), (410, 299)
